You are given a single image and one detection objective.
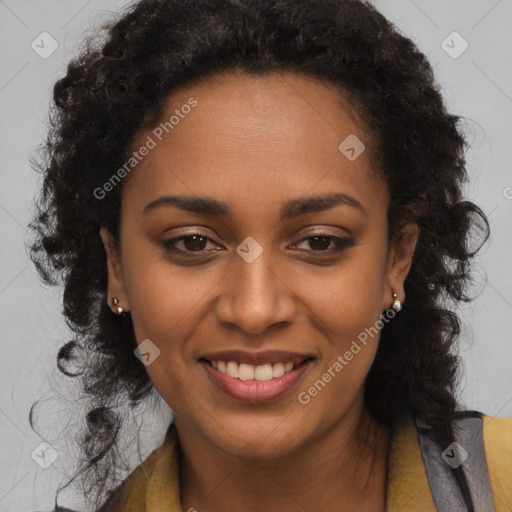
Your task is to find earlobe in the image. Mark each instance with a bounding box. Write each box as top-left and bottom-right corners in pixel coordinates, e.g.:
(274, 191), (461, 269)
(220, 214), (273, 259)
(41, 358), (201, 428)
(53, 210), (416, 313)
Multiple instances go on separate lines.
(99, 227), (129, 314)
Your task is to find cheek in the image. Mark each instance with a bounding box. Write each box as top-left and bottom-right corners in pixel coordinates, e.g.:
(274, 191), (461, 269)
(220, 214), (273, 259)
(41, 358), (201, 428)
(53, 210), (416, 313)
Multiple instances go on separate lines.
(298, 291), (383, 417)
(124, 258), (214, 342)
(121, 258), (212, 409)
(296, 242), (388, 398)
(297, 243), (387, 338)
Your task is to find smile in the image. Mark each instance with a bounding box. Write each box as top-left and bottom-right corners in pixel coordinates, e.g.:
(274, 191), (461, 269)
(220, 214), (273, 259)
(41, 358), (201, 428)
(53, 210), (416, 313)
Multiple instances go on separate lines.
(199, 350), (315, 402)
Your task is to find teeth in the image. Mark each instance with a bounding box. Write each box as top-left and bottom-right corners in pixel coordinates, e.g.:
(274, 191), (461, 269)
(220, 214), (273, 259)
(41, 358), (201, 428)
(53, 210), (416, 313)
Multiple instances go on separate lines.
(226, 361), (238, 378)
(239, 363), (255, 380)
(210, 360), (298, 380)
(254, 364), (273, 381)
(272, 362), (285, 378)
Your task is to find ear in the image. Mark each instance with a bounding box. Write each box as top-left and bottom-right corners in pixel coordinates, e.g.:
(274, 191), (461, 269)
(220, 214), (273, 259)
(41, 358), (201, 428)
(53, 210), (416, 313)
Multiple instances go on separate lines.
(99, 227), (129, 313)
(382, 223), (420, 310)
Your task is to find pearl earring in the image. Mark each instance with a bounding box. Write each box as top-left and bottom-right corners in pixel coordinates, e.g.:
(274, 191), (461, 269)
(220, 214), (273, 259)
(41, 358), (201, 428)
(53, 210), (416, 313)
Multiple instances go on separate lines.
(112, 297), (125, 314)
(392, 291), (402, 312)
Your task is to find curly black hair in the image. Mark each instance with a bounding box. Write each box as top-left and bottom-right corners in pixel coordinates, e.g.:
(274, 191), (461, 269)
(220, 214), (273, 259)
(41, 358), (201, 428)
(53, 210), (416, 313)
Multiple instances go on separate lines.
(28, 0), (490, 510)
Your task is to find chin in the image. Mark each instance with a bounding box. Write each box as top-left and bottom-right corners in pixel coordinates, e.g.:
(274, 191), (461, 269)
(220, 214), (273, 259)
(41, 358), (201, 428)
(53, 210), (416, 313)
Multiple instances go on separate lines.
(203, 415), (308, 460)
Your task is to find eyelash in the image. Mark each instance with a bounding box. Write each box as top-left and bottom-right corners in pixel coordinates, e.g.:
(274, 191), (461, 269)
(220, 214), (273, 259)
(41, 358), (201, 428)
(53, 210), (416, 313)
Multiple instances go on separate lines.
(160, 232), (355, 258)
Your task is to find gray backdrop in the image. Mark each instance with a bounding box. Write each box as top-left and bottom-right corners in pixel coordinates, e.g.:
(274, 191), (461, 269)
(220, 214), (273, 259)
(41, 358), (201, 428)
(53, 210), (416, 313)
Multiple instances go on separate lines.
(1, 0), (511, 510)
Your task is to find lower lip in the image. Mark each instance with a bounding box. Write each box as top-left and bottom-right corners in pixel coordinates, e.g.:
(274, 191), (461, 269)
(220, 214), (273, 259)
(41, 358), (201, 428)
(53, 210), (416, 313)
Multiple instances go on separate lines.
(200, 360), (314, 402)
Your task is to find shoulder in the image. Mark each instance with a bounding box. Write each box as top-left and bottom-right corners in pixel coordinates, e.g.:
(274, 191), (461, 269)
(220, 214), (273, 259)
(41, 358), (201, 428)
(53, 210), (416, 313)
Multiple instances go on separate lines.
(481, 412), (512, 440)
(450, 410), (512, 511)
(94, 451), (158, 511)
(446, 410), (512, 466)
(481, 413), (512, 510)
(409, 409), (512, 511)
(39, 424), (179, 512)
(96, 423), (179, 511)
(475, 411), (512, 464)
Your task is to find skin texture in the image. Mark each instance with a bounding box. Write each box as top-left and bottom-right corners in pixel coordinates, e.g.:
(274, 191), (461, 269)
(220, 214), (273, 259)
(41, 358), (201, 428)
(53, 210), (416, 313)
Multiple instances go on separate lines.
(100, 71), (419, 512)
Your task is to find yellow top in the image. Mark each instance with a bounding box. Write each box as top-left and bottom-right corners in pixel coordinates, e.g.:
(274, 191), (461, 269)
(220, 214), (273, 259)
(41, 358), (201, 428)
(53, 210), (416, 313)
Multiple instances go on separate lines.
(99, 413), (512, 511)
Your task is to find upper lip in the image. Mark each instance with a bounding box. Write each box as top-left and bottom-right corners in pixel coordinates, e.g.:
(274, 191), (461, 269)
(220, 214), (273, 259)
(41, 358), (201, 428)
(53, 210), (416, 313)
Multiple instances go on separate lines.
(199, 350), (315, 367)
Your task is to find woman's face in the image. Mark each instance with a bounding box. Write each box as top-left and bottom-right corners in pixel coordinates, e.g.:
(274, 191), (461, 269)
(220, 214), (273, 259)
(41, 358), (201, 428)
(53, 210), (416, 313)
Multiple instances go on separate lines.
(101, 71), (418, 458)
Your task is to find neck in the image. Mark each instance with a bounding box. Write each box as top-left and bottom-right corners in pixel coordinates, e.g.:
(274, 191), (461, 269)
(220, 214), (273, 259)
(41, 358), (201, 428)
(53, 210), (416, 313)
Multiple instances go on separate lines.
(176, 400), (391, 512)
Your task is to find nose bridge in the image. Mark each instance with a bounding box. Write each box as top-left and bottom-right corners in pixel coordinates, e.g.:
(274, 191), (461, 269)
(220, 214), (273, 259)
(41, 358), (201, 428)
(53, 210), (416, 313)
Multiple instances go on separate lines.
(216, 239), (295, 334)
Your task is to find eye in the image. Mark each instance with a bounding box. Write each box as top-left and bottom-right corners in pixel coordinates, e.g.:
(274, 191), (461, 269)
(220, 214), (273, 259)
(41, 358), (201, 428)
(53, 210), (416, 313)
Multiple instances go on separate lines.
(160, 231), (356, 259)
(290, 233), (355, 254)
(161, 234), (221, 256)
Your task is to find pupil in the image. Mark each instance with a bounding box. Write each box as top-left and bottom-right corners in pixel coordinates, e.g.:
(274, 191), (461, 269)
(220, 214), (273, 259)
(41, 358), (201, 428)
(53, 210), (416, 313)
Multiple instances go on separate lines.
(309, 236), (330, 251)
(184, 235), (206, 251)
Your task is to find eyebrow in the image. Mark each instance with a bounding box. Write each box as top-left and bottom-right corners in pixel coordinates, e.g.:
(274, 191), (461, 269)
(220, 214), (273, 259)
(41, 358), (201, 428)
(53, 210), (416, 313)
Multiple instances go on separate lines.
(143, 192), (366, 219)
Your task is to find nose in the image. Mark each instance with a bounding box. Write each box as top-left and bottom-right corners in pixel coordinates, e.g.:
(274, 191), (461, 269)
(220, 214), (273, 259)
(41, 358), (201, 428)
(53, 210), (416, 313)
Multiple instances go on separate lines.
(214, 246), (296, 336)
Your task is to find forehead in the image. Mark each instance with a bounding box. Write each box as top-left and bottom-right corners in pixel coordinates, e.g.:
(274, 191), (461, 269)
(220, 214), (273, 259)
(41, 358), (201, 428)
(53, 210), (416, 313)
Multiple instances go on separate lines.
(123, 71), (387, 218)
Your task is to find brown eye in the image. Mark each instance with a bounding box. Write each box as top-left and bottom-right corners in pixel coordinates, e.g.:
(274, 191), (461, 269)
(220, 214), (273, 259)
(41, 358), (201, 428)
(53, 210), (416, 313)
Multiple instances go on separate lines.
(160, 232), (355, 260)
(176, 234), (208, 251)
(161, 234), (221, 256)
(291, 234), (355, 254)
(303, 235), (333, 251)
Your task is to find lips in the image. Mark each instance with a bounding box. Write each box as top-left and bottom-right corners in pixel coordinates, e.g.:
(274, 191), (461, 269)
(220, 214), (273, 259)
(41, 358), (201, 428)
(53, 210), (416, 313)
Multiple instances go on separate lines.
(198, 349), (316, 402)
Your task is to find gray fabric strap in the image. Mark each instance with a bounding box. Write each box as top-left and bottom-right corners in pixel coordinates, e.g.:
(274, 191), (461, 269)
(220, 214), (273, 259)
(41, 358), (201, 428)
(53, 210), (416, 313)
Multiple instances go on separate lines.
(415, 413), (496, 512)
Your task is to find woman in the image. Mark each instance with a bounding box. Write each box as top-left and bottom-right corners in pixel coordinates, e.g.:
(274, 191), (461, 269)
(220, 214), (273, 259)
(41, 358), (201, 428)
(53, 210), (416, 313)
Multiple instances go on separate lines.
(29, 0), (512, 511)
